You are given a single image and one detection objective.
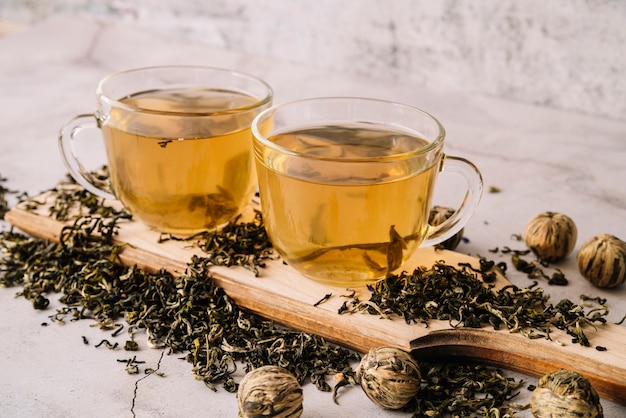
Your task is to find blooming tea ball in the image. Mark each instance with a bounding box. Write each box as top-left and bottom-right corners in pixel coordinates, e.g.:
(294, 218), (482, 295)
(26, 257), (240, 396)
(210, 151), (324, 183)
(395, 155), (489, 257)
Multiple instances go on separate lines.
(237, 365), (303, 418)
(356, 346), (421, 409)
(530, 369), (603, 418)
(524, 212), (577, 262)
(577, 233), (626, 288)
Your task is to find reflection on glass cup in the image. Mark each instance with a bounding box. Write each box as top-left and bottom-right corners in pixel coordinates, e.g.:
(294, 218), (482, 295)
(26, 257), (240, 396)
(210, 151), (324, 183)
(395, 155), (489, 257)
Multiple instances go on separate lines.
(252, 97), (483, 287)
(59, 65), (273, 235)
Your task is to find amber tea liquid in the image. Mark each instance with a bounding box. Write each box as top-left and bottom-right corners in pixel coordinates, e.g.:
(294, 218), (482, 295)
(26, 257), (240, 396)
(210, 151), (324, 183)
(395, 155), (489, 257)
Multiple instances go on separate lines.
(103, 88), (263, 234)
(256, 124), (439, 286)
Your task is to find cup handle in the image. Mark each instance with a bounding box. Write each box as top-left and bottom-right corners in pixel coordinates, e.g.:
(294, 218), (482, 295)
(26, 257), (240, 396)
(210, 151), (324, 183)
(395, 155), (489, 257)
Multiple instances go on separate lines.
(422, 155), (483, 247)
(58, 113), (116, 200)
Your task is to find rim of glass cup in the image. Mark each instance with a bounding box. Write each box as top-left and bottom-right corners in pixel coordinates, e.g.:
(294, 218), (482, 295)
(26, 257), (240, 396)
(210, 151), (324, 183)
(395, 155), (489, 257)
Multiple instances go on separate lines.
(251, 97), (445, 162)
(96, 65), (273, 117)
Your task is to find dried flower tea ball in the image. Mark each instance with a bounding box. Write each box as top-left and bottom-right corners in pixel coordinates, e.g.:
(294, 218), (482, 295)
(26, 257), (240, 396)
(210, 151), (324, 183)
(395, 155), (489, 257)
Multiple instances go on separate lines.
(577, 234), (626, 288)
(237, 365), (303, 418)
(429, 206), (464, 250)
(356, 346), (421, 409)
(524, 212), (577, 262)
(530, 369), (603, 418)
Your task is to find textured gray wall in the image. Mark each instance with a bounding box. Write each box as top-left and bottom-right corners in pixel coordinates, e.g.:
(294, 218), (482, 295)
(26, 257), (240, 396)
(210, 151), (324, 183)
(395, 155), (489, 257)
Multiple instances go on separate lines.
(2, 0), (625, 121)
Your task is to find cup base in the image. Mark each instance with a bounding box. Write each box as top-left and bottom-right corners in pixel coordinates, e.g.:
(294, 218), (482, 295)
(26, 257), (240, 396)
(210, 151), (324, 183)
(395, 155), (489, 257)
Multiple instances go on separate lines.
(134, 216), (232, 238)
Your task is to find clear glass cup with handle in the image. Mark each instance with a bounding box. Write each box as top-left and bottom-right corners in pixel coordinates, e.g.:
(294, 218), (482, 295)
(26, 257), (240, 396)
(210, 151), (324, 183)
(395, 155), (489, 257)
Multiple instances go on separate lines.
(58, 65), (273, 235)
(252, 97), (483, 287)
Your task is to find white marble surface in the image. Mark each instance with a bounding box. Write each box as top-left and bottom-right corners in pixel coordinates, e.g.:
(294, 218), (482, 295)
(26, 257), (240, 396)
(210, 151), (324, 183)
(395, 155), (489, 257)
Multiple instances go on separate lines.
(3, 1), (626, 122)
(1, 17), (625, 417)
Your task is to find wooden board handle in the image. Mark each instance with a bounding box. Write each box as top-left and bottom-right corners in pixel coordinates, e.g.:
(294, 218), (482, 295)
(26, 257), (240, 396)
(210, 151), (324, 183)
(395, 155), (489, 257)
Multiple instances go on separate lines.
(411, 326), (626, 404)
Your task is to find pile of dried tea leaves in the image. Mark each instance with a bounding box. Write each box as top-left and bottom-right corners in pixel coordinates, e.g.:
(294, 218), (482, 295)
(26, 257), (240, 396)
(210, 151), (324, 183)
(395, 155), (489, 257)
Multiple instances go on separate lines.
(0, 180), (358, 393)
(409, 362), (525, 417)
(342, 261), (609, 348)
(1, 174), (591, 417)
(159, 209), (273, 276)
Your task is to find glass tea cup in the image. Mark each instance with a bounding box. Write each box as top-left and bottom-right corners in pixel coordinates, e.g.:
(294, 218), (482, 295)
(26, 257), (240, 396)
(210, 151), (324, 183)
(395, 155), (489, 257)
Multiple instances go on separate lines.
(59, 65), (273, 235)
(252, 97), (483, 287)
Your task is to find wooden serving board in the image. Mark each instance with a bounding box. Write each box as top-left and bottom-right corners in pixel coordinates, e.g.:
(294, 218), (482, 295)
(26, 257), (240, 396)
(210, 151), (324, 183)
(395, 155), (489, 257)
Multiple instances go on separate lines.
(6, 191), (626, 405)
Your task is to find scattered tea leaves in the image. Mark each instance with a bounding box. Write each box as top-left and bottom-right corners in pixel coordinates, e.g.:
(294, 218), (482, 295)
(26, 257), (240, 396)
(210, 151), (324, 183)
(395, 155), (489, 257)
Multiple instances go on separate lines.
(314, 292), (332, 307)
(408, 362), (523, 417)
(195, 211), (274, 275)
(0, 174), (12, 220)
(0, 174), (617, 417)
(0, 182), (359, 393)
(511, 253), (569, 285)
(341, 262), (607, 347)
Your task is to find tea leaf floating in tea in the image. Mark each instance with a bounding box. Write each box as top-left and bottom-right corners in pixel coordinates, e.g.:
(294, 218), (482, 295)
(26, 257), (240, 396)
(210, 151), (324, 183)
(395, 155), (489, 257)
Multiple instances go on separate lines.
(298, 225), (410, 276)
(385, 226), (407, 273)
(187, 186), (238, 230)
